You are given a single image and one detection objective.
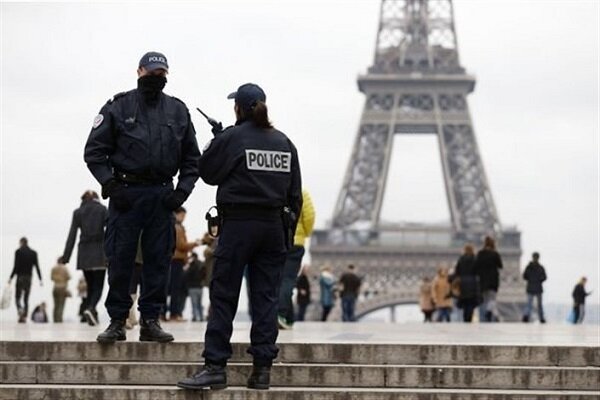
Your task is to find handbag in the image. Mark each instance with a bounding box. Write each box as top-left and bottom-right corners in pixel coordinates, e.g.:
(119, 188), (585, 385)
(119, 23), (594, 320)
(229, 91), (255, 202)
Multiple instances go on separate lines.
(0, 283), (13, 310)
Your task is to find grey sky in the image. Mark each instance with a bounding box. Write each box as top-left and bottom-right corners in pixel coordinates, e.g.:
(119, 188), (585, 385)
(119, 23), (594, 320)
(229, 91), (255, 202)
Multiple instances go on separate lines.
(1, 0), (598, 319)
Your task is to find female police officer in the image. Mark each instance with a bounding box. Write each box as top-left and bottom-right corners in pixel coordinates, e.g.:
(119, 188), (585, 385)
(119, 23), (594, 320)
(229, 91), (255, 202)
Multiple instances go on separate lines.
(178, 83), (302, 390)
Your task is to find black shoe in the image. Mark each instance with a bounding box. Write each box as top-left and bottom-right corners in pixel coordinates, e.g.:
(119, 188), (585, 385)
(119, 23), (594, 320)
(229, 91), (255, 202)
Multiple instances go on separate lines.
(139, 318), (174, 342)
(247, 366), (271, 390)
(540, 318), (547, 324)
(84, 309), (98, 326)
(96, 320), (126, 343)
(177, 364), (227, 390)
(522, 315), (529, 323)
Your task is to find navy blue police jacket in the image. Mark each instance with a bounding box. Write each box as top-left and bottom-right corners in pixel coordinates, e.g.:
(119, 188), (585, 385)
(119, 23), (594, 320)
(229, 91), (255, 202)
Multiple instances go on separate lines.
(198, 119), (302, 222)
(84, 90), (201, 195)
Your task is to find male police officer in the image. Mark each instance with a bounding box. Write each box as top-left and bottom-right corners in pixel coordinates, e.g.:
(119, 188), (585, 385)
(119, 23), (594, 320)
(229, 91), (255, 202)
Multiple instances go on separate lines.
(84, 51), (201, 343)
(178, 83), (302, 390)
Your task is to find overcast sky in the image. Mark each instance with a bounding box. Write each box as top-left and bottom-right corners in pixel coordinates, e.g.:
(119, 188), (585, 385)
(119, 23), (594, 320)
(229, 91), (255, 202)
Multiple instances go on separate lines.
(1, 0), (598, 322)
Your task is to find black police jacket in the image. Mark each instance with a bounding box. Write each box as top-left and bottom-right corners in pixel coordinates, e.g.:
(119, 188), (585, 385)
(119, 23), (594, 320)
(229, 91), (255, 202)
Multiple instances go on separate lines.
(198, 120), (302, 220)
(84, 90), (201, 194)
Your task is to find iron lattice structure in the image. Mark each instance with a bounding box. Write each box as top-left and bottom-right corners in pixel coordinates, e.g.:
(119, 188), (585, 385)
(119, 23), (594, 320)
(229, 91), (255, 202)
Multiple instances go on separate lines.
(309, 0), (523, 321)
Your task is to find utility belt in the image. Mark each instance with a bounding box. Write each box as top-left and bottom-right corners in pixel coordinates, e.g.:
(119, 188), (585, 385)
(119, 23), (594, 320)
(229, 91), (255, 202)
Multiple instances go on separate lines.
(114, 170), (171, 186)
(206, 203), (294, 249)
(218, 204), (283, 219)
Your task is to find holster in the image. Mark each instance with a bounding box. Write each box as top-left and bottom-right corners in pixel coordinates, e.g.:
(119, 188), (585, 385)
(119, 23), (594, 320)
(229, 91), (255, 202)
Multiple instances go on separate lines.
(281, 207), (295, 251)
(205, 206), (222, 238)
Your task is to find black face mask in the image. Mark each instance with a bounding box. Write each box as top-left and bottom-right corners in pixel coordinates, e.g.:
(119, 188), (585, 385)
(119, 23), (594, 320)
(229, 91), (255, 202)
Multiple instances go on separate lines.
(137, 75), (167, 104)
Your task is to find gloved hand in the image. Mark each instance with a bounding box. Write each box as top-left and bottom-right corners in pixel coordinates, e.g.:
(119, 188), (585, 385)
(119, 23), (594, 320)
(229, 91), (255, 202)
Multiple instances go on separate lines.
(211, 121), (223, 136)
(163, 189), (188, 211)
(102, 179), (132, 212)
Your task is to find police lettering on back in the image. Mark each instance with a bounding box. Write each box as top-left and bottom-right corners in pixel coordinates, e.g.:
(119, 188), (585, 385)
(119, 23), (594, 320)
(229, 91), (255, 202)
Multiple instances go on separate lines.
(245, 149), (291, 173)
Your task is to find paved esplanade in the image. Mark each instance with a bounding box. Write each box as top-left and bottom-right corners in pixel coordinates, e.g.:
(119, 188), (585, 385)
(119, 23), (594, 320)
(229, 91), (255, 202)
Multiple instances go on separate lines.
(1, 322), (598, 399)
(1, 321), (598, 345)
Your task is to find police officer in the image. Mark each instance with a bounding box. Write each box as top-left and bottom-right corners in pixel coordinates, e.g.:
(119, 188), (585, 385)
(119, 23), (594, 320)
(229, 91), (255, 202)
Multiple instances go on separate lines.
(84, 51), (201, 343)
(178, 83), (302, 390)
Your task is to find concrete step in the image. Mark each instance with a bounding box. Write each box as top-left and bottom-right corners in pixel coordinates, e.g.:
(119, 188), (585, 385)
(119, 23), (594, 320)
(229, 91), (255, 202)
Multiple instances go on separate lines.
(1, 384), (598, 400)
(1, 361), (598, 391)
(2, 341), (597, 367)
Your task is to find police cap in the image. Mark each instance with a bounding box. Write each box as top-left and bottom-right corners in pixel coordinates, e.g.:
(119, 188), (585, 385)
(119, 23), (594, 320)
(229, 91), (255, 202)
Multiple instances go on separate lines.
(139, 51), (169, 72)
(227, 83), (266, 112)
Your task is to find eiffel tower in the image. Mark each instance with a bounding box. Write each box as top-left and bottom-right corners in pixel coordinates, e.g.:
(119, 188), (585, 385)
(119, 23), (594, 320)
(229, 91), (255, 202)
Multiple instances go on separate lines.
(310, 0), (523, 321)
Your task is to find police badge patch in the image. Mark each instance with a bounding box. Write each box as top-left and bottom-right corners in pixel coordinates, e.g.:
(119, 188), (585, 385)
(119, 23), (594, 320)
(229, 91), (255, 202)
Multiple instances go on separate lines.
(92, 114), (104, 129)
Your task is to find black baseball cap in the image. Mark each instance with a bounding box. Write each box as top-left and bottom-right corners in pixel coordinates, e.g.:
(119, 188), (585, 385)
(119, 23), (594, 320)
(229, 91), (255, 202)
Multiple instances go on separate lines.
(139, 51), (169, 72)
(227, 83), (266, 111)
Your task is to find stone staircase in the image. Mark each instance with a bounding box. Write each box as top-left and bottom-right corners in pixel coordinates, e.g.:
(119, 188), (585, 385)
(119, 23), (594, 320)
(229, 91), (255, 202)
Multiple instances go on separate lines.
(1, 340), (598, 399)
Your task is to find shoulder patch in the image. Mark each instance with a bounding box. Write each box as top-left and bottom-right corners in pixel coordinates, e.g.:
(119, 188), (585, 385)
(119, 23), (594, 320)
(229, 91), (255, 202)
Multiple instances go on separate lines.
(245, 149), (291, 173)
(92, 114), (104, 129)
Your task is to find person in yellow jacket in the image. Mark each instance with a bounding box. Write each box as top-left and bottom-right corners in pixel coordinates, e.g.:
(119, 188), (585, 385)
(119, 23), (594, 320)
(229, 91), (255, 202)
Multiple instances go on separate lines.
(277, 189), (315, 329)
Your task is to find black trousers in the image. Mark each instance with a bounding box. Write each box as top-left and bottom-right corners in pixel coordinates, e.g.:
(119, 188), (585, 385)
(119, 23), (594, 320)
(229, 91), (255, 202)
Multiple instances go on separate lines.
(83, 269), (106, 312)
(278, 245), (305, 323)
(166, 259), (185, 316)
(104, 183), (175, 320)
(15, 275), (32, 317)
(203, 217), (287, 367)
(321, 305), (333, 321)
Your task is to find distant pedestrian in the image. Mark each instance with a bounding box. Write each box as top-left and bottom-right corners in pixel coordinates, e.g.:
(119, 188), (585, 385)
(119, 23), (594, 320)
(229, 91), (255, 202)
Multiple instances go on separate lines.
(77, 277), (88, 323)
(521, 252), (547, 323)
(51, 257), (71, 323)
(295, 265), (311, 322)
(278, 189), (315, 330)
(166, 207), (200, 322)
(453, 244), (481, 322)
(474, 236), (503, 322)
(61, 190), (108, 327)
(319, 265), (336, 321)
(185, 252), (207, 322)
(339, 265), (362, 322)
(31, 302), (48, 323)
(9, 237), (42, 323)
(419, 277), (434, 322)
(201, 231), (217, 288)
(431, 266), (452, 322)
(201, 231), (217, 319)
(572, 277), (592, 324)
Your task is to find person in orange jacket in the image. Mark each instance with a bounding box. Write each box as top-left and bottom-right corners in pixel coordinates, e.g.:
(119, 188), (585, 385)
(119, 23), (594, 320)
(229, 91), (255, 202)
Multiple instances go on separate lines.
(164, 207), (200, 322)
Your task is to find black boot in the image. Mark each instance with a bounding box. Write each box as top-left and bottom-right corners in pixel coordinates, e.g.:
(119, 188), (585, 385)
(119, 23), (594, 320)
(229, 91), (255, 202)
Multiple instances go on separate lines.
(139, 318), (174, 342)
(96, 320), (126, 343)
(177, 363), (227, 390)
(247, 366), (271, 390)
